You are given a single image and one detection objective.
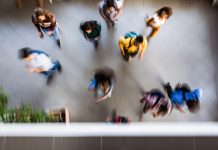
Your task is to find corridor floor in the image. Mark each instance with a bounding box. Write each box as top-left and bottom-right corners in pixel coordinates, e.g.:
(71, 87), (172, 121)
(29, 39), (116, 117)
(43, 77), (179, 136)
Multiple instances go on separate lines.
(0, 0), (218, 122)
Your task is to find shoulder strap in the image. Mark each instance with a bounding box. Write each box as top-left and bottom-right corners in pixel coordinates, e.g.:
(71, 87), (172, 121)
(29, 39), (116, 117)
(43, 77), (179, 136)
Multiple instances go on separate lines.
(127, 37), (132, 48)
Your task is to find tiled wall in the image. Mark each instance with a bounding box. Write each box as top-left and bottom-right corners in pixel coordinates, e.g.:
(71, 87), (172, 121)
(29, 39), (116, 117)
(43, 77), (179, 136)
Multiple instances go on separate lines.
(0, 137), (218, 150)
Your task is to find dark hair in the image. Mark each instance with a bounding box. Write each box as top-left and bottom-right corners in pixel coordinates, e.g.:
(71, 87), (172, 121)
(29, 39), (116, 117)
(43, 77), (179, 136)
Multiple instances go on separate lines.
(80, 21), (96, 32)
(155, 104), (168, 117)
(34, 7), (54, 24)
(18, 47), (31, 59)
(156, 6), (173, 19)
(135, 35), (144, 43)
(186, 100), (200, 113)
(105, 0), (115, 8)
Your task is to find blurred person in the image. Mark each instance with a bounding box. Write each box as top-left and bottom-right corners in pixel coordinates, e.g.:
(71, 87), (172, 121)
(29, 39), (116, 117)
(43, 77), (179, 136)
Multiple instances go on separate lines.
(118, 31), (147, 62)
(107, 109), (130, 124)
(164, 82), (202, 113)
(140, 89), (172, 118)
(98, 0), (124, 28)
(80, 20), (101, 48)
(19, 47), (62, 85)
(145, 6), (173, 41)
(32, 7), (61, 48)
(88, 67), (116, 102)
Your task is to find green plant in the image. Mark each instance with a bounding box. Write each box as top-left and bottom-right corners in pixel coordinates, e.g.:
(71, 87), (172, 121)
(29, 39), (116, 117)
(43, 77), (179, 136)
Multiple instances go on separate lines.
(0, 87), (9, 122)
(0, 87), (57, 123)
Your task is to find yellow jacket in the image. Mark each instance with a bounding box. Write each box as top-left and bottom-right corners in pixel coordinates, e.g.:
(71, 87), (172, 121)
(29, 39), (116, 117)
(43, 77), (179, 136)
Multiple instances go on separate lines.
(118, 36), (147, 59)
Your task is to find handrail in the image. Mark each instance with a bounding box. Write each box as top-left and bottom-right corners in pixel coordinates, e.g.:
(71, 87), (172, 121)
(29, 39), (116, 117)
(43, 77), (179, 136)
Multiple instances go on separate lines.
(1, 123), (218, 137)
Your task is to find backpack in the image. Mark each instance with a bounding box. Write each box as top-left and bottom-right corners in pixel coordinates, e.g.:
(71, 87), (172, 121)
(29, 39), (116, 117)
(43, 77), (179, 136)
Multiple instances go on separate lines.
(124, 31), (140, 48)
(124, 31), (139, 39)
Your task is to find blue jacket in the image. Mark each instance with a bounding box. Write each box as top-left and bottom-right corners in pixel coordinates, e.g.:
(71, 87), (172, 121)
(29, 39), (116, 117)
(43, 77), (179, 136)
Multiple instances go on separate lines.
(170, 88), (203, 105)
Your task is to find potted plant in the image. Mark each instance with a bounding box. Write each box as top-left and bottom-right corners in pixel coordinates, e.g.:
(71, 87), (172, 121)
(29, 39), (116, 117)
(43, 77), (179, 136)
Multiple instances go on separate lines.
(0, 87), (60, 123)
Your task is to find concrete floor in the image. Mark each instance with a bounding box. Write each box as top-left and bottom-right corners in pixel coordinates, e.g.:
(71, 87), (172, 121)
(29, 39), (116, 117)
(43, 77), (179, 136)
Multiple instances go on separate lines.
(0, 0), (218, 122)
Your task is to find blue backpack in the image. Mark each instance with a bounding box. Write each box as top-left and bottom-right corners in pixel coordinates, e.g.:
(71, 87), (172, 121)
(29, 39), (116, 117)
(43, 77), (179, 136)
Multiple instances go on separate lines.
(124, 31), (139, 39)
(124, 31), (140, 48)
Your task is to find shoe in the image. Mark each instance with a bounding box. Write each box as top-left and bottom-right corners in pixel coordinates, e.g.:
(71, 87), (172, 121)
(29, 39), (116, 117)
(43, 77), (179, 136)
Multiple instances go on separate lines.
(94, 41), (99, 49)
(163, 82), (170, 89)
(55, 60), (62, 73)
(57, 39), (61, 48)
(47, 73), (54, 85)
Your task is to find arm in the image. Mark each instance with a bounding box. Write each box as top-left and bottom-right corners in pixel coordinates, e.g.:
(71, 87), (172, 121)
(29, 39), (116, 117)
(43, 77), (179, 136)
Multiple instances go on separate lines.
(96, 23), (101, 37)
(48, 14), (56, 31)
(140, 92), (150, 103)
(146, 17), (154, 25)
(28, 67), (47, 73)
(118, 37), (126, 56)
(139, 38), (147, 60)
(176, 104), (185, 113)
(32, 16), (42, 33)
(113, 9), (123, 20)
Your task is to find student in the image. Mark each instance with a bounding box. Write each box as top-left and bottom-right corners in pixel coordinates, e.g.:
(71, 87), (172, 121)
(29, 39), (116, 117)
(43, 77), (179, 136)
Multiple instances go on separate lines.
(88, 68), (116, 102)
(80, 20), (101, 48)
(145, 6), (173, 40)
(98, 0), (124, 28)
(140, 89), (172, 118)
(107, 110), (130, 124)
(164, 82), (202, 113)
(19, 47), (62, 85)
(32, 7), (61, 48)
(118, 32), (147, 62)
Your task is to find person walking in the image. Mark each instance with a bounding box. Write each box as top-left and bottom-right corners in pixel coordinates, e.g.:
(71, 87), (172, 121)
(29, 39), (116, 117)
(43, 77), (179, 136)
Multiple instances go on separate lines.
(164, 82), (202, 113)
(140, 89), (172, 118)
(107, 109), (130, 124)
(32, 7), (61, 48)
(118, 31), (147, 62)
(80, 20), (101, 48)
(145, 6), (173, 41)
(98, 0), (124, 28)
(88, 67), (116, 102)
(19, 47), (62, 85)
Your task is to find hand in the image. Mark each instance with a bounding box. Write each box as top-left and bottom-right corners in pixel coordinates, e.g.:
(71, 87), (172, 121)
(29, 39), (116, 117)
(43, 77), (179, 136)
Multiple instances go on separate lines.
(28, 68), (35, 73)
(38, 32), (44, 38)
(47, 31), (53, 36)
(139, 55), (143, 60)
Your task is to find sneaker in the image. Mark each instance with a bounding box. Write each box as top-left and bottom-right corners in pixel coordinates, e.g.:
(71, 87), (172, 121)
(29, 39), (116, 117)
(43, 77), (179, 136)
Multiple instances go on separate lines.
(57, 39), (61, 48)
(163, 82), (170, 90)
(94, 41), (99, 49)
(47, 73), (54, 85)
(55, 60), (62, 73)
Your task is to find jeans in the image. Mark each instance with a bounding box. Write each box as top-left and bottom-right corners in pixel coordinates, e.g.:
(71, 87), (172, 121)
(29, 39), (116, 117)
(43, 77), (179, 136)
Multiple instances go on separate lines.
(42, 25), (60, 40)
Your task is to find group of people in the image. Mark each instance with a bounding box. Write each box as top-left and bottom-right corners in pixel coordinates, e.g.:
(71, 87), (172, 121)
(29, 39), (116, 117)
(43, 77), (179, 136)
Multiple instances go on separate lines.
(17, 0), (203, 123)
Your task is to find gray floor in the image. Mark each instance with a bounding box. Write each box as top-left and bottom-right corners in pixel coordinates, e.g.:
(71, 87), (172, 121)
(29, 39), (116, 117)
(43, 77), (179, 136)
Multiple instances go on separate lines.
(0, 0), (218, 122)
(0, 137), (218, 150)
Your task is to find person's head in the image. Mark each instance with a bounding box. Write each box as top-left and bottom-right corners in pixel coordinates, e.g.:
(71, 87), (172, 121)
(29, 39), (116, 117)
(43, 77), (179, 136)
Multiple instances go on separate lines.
(81, 22), (93, 33)
(34, 7), (46, 21)
(34, 7), (52, 22)
(134, 35), (144, 46)
(152, 100), (172, 117)
(18, 47), (33, 61)
(186, 100), (200, 113)
(157, 6), (173, 20)
(105, 0), (116, 11)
